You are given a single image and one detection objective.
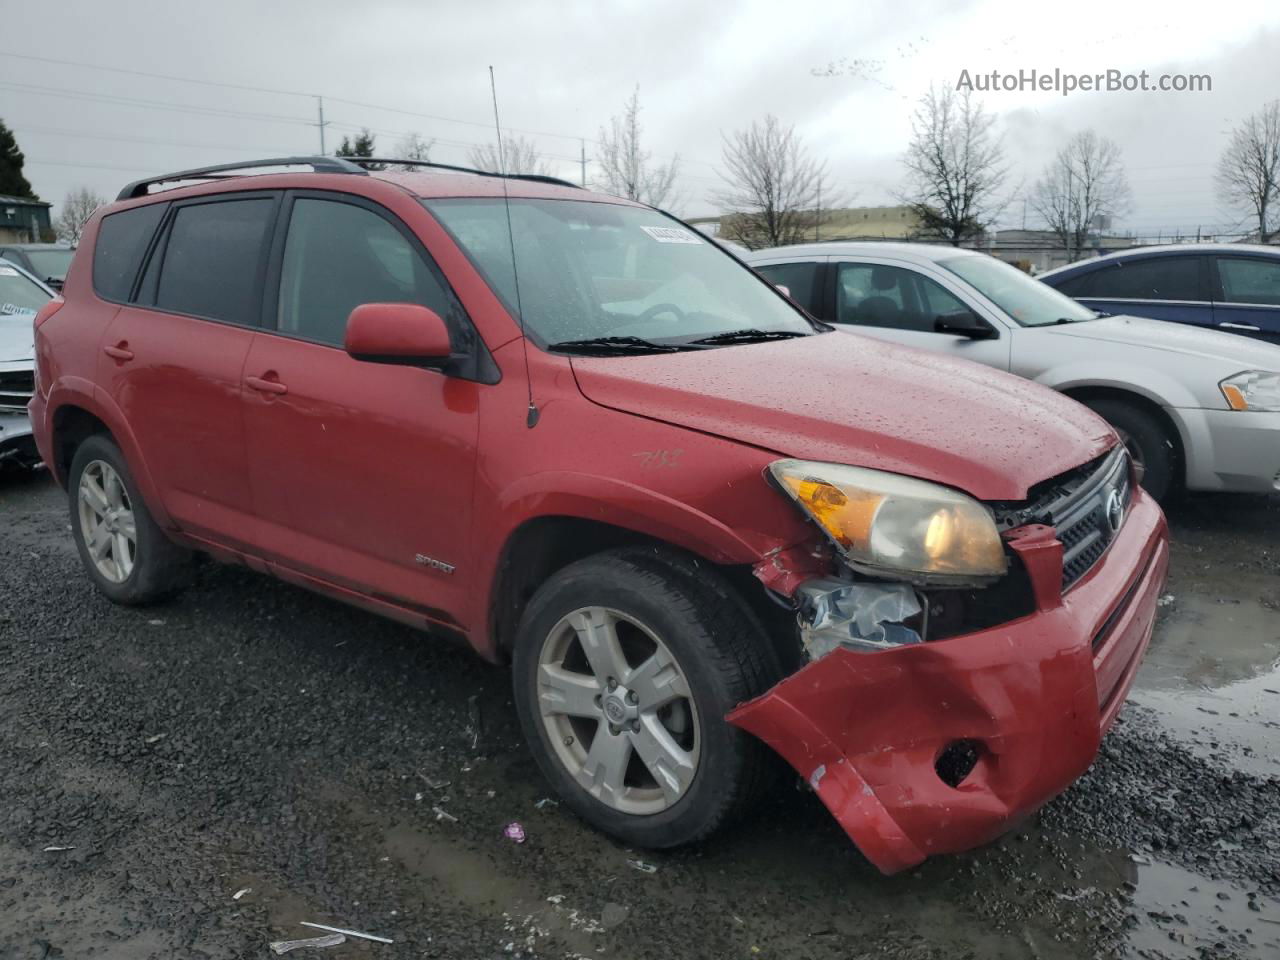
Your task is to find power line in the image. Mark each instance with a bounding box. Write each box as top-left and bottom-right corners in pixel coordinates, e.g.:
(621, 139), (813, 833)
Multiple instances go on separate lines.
(0, 80), (313, 126)
(12, 124), (302, 155)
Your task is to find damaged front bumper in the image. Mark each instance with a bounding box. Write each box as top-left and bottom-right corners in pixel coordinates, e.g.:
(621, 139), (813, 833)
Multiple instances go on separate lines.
(0, 409), (37, 467)
(729, 488), (1168, 874)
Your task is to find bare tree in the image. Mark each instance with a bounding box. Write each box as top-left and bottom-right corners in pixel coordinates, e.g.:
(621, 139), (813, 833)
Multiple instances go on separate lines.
(713, 115), (836, 250)
(468, 136), (550, 177)
(1031, 130), (1131, 262)
(596, 86), (679, 208)
(55, 187), (105, 245)
(899, 86), (1007, 245)
(1216, 100), (1280, 242)
(394, 132), (435, 166)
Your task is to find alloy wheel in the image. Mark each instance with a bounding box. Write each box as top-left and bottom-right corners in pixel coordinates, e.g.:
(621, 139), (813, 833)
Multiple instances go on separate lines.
(78, 460), (137, 583)
(536, 606), (700, 815)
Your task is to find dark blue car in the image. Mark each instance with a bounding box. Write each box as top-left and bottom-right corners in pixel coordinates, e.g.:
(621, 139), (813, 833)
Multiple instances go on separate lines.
(1039, 243), (1280, 345)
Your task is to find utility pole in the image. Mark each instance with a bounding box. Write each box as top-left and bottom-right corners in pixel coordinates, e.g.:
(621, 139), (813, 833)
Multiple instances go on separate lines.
(315, 96), (329, 155)
(579, 139), (587, 187)
(815, 182), (821, 242)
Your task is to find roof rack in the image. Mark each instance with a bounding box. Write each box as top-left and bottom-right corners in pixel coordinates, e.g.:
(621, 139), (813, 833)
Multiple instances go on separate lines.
(346, 157), (583, 190)
(116, 156), (368, 201)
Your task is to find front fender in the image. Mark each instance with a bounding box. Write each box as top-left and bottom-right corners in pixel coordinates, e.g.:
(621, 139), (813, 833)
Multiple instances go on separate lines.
(1034, 362), (1199, 410)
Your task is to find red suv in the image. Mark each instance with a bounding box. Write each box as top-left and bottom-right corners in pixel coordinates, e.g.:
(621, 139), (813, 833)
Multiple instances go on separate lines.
(29, 157), (1168, 873)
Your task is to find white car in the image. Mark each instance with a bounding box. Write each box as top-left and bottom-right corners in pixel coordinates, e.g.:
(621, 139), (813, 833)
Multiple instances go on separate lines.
(0, 258), (52, 469)
(746, 243), (1280, 502)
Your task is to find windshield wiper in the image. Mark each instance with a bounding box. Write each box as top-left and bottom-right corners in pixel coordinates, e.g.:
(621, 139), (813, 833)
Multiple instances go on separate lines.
(548, 335), (696, 355)
(688, 328), (809, 345)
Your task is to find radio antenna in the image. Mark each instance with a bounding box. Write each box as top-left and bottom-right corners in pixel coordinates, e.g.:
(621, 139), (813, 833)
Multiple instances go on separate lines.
(489, 65), (538, 429)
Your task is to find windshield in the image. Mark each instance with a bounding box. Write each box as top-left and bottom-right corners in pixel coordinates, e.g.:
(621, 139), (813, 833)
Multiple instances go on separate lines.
(940, 255), (1097, 327)
(22, 249), (74, 281)
(424, 198), (816, 349)
(0, 263), (52, 316)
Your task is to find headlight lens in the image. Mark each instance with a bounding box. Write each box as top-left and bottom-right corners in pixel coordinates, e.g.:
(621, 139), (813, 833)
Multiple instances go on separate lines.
(769, 460), (1007, 582)
(1220, 370), (1280, 412)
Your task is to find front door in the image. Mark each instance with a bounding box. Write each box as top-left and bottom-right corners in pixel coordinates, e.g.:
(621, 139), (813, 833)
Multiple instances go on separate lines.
(828, 259), (1012, 370)
(1212, 256), (1280, 344)
(241, 192), (481, 625)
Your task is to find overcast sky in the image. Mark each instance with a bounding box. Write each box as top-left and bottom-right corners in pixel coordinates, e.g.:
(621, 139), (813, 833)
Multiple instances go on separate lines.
(5, 0), (1280, 237)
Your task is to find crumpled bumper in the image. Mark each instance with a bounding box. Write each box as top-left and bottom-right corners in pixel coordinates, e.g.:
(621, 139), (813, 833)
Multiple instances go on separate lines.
(0, 410), (37, 465)
(729, 489), (1168, 874)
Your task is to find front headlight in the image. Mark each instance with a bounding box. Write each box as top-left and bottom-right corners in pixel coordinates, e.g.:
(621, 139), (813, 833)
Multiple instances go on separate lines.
(769, 460), (1007, 584)
(1220, 370), (1280, 412)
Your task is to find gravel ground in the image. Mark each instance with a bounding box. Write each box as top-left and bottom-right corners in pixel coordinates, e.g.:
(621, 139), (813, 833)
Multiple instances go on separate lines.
(1, 470), (1278, 960)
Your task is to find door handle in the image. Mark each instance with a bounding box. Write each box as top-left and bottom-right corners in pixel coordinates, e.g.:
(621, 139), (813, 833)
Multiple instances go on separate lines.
(245, 374), (288, 396)
(1219, 322), (1261, 331)
(103, 343), (134, 362)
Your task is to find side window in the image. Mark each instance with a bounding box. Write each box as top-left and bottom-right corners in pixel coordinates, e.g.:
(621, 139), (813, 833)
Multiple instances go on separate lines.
(92, 203), (167, 302)
(276, 198), (459, 347)
(155, 198), (275, 324)
(913, 272), (970, 321)
(1217, 258), (1280, 306)
(836, 263), (954, 332)
(754, 261), (820, 313)
(1089, 256), (1199, 301)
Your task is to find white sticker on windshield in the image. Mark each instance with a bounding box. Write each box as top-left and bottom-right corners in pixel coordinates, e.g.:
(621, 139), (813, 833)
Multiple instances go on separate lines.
(640, 226), (703, 244)
(0, 267), (18, 277)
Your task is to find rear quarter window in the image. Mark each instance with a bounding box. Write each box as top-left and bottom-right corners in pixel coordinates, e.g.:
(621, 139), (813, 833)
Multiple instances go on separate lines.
(92, 203), (167, 302)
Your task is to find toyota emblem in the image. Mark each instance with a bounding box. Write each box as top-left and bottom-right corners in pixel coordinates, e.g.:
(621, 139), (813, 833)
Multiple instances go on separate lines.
(1104, 488), (1125, 534)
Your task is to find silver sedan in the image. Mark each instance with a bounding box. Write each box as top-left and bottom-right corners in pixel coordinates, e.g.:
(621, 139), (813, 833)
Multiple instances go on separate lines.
(0, 259), (53, 470)
(746, 242), (1280, 502)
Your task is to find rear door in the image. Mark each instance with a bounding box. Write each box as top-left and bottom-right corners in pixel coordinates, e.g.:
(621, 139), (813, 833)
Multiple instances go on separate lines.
(1075, 254), (1212, 328)
(241, 191), (481, 624)
(1211, 255), (1280, 343)
(826, 258), (1012, 370)
(99, 192), (278, 543)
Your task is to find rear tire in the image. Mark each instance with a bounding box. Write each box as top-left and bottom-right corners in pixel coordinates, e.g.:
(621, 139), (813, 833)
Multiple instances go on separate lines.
(512, 547), (782, 849)
(1085, 399), (1178, 504)
(68, 434), (191, 605)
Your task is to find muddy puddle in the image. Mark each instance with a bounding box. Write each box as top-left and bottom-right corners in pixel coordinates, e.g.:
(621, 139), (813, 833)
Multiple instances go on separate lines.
(1134, 588), (1280, 776)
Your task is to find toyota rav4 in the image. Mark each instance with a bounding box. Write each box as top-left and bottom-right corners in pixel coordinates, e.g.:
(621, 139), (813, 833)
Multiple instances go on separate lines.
(28, 157), (1168, 873)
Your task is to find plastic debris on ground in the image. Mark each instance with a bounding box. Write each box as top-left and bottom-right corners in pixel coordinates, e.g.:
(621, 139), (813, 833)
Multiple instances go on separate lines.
(433, 806), (458, 823)
(300, 922), (393, 944)
(503, 821), (526, 843)
(42, 845), (74, 852)
(1158, 593), (1175, 606)
(232, 887), (251, 901)
(269, 933), (345, 954)
(627, 859), (658, 873)
(795, 578), (922, 658)
(534, 797), (558, 809)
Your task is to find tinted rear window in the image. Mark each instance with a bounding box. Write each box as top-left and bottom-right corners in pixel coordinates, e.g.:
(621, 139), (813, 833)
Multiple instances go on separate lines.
(1088, 256), (1199, 301)
(93, 203), (167, 302)
(755, 261), (821, 314)
(155, 198), (274, 325)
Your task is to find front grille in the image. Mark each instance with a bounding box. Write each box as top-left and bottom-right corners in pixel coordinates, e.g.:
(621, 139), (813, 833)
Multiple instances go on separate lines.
(0, 369), (34, 412)
(994, 446), (1133, 592)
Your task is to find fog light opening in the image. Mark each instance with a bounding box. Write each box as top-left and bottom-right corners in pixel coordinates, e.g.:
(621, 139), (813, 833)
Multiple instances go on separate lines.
(935, 739), (983, 788)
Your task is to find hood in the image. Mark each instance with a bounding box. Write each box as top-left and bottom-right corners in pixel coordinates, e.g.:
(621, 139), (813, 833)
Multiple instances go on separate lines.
(0, 311), (35, 363)
(570, 332), (1114, 500)
(1041, 314), (1280, 369)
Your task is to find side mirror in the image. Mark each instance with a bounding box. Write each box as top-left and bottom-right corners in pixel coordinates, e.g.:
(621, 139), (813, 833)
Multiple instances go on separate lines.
(345, 303), (452, 368)
(934, 310), (996, 340)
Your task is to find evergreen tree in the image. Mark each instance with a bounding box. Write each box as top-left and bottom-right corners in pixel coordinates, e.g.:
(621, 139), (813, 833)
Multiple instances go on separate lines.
(0, 120), (37, 199)
(337, 129), (383, 169)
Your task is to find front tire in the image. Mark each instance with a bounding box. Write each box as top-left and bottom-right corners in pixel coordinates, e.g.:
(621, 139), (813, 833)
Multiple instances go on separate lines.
(512, 548), (781, 849)
(1085, 399), (1178, 503)
(68, 434), (191, 605)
